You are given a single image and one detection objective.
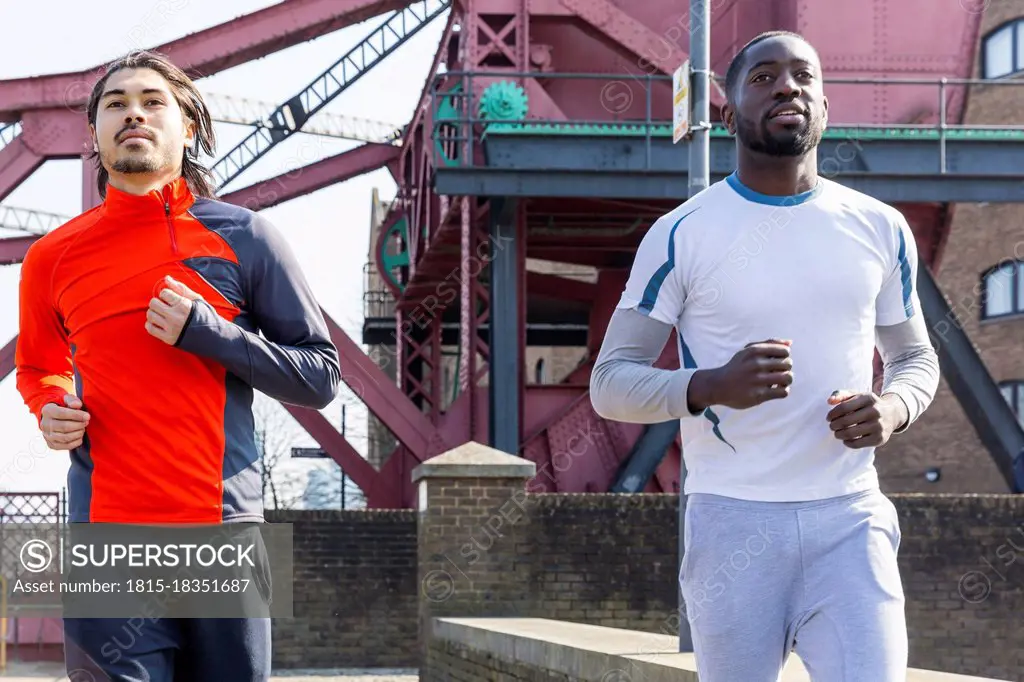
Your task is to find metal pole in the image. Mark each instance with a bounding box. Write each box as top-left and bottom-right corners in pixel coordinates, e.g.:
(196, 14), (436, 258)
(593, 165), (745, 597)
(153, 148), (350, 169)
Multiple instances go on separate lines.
(938, 78), (947, 174)
(341, 403), (346, 510)
(677, 458), (692, 653)
(680, 0), (710, 654)
(688, 0), (711, 199)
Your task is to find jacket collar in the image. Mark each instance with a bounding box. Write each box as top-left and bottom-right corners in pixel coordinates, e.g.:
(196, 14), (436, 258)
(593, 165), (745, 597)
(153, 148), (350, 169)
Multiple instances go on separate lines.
(102, 176), (195, 218)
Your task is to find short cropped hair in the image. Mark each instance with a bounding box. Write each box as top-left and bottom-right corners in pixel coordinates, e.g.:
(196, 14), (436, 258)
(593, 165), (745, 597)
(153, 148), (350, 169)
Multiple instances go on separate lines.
(724, 31), (817, 101)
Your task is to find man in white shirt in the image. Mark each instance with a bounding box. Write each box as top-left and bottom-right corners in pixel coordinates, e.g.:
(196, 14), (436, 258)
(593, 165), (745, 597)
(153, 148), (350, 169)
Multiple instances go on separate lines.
(590, 31), (939, 682)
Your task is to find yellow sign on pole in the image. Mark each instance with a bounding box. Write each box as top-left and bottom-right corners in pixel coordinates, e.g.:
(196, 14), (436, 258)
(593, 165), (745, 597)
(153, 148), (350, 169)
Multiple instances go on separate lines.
(673, 60), (691, 143)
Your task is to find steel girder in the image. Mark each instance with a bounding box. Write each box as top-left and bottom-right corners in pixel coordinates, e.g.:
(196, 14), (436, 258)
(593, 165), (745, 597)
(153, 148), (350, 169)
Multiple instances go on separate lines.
(0, 0), (423, 201)
(0, 136), (48, 203)
(557, 0), (726, 110)
(0, 337), (15, 382)
(434, 133), (1024, 203)
(220, 142), (401, 211)
(0, 236), (39, 265)
(0, 0), (422, 121)
(211, 0), (450, 191)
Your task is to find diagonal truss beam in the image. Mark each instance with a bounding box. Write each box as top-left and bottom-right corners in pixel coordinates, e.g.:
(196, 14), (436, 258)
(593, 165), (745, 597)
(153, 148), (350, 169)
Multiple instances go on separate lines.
(918, 264), (1024, 490)
(281, 405), (399, 506)
(0, 0), (420, 120)
(212, 0), (450, 190)
(0, 236), (38, 265)
(0, 137), (45, 203)
(321, 312), (433, 460)
(559, 0), (726, 109)
(219, 142), (400, 211)
(0, 337), (15, 382)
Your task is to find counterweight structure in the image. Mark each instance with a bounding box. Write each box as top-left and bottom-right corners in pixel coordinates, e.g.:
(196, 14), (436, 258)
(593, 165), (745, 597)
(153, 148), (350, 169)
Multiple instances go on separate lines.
(1, 0), (1023, 508)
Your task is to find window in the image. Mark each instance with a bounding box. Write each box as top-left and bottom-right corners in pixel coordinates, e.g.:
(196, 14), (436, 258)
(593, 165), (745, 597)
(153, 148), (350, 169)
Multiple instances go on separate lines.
(982, 20), (1024, 78)
(982, 260), (1024, 319)
(999, 380), (1024, 429)
(534, 358), (546, 384)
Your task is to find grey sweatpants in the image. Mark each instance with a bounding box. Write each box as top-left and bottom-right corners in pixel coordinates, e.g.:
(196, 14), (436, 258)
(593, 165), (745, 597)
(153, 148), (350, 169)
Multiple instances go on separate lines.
(679, 487), (907, 682)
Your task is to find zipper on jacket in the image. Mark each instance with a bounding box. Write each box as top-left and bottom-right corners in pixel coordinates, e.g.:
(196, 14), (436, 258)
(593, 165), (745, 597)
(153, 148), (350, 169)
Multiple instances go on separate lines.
(163, 186), (179, 255)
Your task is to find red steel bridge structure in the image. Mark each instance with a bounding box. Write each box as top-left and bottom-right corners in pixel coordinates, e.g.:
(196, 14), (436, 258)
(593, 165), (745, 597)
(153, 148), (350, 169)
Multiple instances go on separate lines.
(2, 0), (1024, 510)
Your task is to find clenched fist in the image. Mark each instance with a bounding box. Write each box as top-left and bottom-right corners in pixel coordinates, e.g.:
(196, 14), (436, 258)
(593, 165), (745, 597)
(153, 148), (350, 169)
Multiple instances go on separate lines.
(826, 389), (908, 449)
(687, 338), (794, 412)
(146, 275), (204, 345)
(40, 394), (90, 451)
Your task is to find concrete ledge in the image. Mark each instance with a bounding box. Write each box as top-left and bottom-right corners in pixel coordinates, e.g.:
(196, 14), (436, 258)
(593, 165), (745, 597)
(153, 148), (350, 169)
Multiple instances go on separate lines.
(411, 442), (536, 482)
(428, 617), (1011, 682)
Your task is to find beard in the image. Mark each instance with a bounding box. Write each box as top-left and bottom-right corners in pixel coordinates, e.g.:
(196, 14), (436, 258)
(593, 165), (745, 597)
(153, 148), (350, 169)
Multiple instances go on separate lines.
(101, 139), (174, 175)
(735, 109), (824, 157)
(111, 155), (162, 174)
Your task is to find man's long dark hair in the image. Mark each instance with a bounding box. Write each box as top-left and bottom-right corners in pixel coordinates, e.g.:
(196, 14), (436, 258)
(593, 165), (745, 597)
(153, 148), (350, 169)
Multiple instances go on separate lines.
(86, 51), (217, 199)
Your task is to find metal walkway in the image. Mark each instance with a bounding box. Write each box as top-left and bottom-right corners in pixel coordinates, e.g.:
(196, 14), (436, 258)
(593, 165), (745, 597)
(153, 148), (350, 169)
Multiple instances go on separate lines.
(431, 73), (1024, 203)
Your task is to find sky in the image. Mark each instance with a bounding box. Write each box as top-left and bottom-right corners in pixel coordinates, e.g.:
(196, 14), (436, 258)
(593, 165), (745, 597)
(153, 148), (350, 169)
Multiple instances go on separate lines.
(0, 1), (448, 500)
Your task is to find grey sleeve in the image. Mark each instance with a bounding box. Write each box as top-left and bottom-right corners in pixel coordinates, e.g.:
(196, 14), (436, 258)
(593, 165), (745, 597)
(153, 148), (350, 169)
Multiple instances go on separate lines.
(875, 313), (940, 433)
(176, 216), (341, 409)
(590, 307), (703, 423)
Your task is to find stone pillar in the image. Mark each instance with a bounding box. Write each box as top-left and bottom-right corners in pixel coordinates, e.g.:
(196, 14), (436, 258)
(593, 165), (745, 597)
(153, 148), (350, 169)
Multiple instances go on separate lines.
(413, 441), (536, 665)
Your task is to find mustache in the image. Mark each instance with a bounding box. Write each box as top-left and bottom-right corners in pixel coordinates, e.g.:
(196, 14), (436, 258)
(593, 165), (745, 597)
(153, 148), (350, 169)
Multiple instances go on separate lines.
(763, 108), (809, 121)
(116, 125), (156, 142)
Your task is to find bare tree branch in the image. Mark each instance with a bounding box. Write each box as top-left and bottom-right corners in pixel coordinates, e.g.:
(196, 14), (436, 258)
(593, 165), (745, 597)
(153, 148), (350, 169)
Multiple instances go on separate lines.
(252, 391), (370, 510)
(253, 395), (307, 510)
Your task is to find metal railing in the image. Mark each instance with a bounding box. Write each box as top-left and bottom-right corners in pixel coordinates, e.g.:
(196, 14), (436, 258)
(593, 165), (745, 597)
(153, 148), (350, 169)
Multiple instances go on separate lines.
(428, 71), (1024, 174)
(0, 492), (65, 662)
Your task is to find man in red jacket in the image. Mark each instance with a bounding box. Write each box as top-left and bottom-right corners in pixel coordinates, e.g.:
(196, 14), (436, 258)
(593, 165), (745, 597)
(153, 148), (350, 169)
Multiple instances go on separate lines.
(15, 50), (340, 681)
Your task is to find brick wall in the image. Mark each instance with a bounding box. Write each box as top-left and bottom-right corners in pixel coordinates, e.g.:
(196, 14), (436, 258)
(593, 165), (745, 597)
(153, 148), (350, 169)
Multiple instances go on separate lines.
(882, 0), (1024, 493)
(267, 509), (418, 669)
(896, 494), (1024, 681)
(520, 494), (679, 634)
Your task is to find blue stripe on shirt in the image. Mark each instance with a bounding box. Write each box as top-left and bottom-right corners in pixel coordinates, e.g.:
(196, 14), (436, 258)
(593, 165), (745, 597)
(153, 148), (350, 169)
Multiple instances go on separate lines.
(638, 208), (699, 315)
(897, 227), (914, 318)
(679, 334), (735, 453)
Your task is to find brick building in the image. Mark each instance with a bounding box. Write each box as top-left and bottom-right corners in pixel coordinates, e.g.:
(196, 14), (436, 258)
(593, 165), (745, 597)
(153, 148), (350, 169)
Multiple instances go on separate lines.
(879, 1), (1024, 494)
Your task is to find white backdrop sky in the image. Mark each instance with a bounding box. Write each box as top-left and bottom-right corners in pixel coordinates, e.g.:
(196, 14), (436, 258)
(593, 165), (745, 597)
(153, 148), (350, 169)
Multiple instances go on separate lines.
(0, 1), (446, 496)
